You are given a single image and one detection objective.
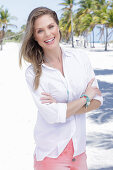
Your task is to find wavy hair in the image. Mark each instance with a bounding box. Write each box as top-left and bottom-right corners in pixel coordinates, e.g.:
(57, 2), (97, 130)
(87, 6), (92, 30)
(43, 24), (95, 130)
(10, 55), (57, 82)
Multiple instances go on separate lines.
(19, 7), (61, 90)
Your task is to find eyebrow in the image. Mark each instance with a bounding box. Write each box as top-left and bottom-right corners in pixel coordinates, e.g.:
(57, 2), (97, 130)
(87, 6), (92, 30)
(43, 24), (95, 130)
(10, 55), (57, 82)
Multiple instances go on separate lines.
(35, 23), (55, 30)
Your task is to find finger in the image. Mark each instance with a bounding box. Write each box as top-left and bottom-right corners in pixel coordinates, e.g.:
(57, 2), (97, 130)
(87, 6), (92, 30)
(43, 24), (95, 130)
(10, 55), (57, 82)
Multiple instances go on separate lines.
(92, 86), (98, 88)
(40, 97), (50, 100)
(41, 99), (53, 104)
(41, 92), (50, 96)
(41, 94), (54, 101)
(92, 87), (101, 96)
(91, 87), (101, 96)
(91, 87), (99, 91)
(40, 94), (53, 100)
(41, 93), (56, 103)
(87, 78), (95, 87)
(96, 89), (102, 96)
(40, 96), (54, 101)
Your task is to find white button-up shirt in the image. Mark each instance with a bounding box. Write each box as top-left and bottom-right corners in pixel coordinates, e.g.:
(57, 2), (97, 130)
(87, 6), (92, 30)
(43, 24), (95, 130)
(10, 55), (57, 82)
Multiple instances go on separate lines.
(25, 45), (103, 161)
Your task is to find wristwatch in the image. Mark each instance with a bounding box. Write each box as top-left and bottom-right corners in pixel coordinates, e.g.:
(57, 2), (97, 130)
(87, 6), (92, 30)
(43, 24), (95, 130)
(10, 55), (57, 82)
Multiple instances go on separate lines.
(80, 94), (90, 108)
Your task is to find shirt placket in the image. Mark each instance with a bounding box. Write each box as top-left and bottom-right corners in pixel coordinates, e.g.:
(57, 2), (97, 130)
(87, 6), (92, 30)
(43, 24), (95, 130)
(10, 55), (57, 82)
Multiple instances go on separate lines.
(62, 59), (77, 152)
(55, 69), (70, 103)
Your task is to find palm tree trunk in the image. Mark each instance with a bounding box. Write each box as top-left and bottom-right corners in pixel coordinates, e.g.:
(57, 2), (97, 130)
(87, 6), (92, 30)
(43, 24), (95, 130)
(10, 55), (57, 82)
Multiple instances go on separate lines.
(0, 26), (5, 50)
(90, 33), (92, 48)
(71, 9), (74, 48)
(84, 36), (86, 48)
(92, 29), (95, 48)
(0, 31), (2, 50)
(105, 27), (108, 51)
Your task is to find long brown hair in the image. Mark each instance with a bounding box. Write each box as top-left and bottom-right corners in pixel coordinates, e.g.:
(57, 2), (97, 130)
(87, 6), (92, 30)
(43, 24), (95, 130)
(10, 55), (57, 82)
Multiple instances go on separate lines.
(19, 7), (60, 90)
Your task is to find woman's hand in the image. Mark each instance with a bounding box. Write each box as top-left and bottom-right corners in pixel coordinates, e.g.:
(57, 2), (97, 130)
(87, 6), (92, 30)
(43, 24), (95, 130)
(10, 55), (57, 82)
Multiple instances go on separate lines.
(85, 78), (101, 100)
(40, 92), (56, 104)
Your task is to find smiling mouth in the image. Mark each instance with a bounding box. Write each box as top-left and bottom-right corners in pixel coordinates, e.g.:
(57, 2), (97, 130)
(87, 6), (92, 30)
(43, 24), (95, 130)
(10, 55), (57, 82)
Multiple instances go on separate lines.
(44, 37), (55, 43)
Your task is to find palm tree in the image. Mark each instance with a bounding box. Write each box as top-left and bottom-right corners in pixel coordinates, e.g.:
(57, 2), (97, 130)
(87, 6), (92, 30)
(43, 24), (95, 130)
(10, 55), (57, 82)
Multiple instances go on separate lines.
(93, 0), (111, 51)
(75, 0), (95, 48)
(59, 10), (71, 42)
(59, 0), (75, 47)
(74, 11), (92, 47)
(0, 6), (17, 50)
(20, 24), (26, 32)
(74, 0), (113, 50)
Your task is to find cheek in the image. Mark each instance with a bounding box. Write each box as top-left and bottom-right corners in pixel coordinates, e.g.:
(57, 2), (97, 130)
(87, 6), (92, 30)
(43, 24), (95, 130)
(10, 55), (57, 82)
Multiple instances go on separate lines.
(54, 28), (60, 40)
(56, 28), (60, 35)
(34, 34), (43, 43)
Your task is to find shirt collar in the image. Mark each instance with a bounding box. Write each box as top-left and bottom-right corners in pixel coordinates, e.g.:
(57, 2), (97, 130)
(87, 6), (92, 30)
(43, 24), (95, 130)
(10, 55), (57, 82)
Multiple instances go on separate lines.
(60, 44), (72, 58)
(42, 45), (71, 70)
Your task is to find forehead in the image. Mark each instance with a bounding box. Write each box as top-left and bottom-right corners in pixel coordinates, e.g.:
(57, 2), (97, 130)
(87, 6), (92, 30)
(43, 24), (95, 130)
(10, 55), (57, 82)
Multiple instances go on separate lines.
(34, 14), (56, 29)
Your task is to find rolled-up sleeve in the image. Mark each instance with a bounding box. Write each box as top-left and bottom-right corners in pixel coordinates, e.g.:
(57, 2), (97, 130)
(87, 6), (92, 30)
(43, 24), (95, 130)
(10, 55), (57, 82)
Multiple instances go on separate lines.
(84, 53), (103, 106)
(25, 67), (67, 124)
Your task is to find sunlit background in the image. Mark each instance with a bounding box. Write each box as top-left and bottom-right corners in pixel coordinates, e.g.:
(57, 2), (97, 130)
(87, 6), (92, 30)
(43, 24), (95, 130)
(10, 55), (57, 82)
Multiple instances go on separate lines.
(0, 0), (113, 170)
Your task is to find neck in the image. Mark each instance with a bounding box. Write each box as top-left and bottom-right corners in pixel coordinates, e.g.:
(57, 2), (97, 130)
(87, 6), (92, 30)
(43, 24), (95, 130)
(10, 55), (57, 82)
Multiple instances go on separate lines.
(43, 45), (62, 64)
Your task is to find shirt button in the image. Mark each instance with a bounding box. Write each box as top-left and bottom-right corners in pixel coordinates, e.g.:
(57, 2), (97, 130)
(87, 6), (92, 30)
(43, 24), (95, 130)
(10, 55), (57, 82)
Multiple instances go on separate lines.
(72, 158), (76, 162)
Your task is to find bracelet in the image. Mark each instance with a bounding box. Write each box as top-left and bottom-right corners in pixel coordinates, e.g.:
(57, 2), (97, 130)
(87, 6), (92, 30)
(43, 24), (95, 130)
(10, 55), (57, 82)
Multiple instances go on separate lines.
(80, 94), (90, 108)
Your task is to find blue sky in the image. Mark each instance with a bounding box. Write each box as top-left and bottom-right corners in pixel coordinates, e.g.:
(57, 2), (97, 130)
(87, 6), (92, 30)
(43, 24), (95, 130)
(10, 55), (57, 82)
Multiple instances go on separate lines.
(0, 0), (63, 32)
(0, 0), (112, 42)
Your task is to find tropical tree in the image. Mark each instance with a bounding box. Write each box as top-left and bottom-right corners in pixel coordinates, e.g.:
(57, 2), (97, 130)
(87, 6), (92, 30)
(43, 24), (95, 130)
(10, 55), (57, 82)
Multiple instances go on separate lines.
(15, 24), (26, 42)
(74, 0), (113, 50)
(59, 0), (75, 47)
(20, 24), (26, 32)
(59, 10), (71, 42)
(93, 0), (112, 51)
(0, 6), (17, 50)
(75, 0), (98, 48)
(107, 6), (113, 39)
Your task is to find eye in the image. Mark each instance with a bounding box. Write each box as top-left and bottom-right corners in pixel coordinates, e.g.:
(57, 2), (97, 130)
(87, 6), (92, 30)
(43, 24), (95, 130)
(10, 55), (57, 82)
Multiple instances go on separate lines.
(37, 30), (43, 33)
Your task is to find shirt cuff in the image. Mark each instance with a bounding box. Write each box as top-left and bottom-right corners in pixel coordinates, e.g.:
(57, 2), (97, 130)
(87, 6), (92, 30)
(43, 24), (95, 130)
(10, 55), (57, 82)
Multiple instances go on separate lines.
(57, 103), (67, 123)
(93, 95), (103, 106)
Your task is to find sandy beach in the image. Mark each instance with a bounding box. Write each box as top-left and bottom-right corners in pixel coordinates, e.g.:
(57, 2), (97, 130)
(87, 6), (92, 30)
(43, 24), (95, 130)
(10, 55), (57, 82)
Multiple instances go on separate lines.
(0, 42), (113, 170)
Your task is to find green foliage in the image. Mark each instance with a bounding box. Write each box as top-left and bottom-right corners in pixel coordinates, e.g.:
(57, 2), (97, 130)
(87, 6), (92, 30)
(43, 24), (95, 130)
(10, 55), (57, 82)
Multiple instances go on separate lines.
(59, 0), (75, 42)
(59, 0), (113, 50)
(4, 29), (24, 42)
(59, 0), (113, 42)
(0, 5), (19, 46)
(0, 6), (17, 29)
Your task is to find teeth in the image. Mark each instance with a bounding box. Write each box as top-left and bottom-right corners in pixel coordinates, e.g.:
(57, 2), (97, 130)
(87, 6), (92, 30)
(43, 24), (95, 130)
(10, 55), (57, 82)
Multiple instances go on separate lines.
(45, 38), (54, 43)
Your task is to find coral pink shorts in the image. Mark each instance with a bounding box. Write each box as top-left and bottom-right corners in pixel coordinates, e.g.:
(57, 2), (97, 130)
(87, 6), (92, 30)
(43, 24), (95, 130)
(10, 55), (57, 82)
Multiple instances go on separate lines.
(34, 139), (88, 170)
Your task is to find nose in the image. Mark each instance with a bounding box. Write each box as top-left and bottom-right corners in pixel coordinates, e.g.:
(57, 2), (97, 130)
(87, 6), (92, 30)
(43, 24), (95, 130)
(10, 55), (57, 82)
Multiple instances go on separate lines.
(44, 29), (51, 37)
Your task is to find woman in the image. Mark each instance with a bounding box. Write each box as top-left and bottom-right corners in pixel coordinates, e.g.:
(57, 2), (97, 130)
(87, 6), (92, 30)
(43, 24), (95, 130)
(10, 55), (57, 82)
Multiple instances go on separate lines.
(19, 7), (103, 170)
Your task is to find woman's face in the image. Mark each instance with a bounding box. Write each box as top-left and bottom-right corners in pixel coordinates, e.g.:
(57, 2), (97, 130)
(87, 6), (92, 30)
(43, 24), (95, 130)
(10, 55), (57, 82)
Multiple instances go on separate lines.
(33, 14), (60, 51)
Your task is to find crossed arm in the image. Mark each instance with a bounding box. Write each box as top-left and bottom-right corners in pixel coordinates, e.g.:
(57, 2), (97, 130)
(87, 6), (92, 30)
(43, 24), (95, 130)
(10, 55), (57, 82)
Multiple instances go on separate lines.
(40, 78), (102, 119)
